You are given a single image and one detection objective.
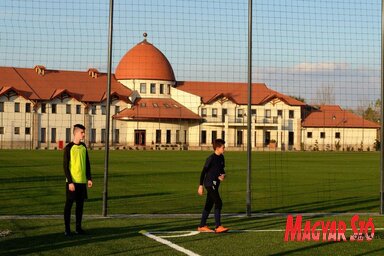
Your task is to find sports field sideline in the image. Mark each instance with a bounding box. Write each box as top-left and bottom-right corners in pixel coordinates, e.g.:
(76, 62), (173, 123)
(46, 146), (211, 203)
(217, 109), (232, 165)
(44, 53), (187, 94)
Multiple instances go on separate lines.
(0, 150), (383, 255)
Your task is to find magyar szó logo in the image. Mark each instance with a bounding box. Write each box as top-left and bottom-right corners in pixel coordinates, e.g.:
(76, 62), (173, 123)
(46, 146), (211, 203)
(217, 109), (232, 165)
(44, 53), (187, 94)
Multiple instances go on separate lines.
(284, 214), (375, 242)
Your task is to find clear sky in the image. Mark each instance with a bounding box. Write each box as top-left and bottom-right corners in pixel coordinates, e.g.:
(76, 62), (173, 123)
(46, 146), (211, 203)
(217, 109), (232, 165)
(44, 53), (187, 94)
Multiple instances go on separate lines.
(0, 0), (381, 108)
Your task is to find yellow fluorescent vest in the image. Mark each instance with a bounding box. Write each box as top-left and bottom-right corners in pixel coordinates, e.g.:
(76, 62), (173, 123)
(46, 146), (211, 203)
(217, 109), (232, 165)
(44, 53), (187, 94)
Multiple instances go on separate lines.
(69, 144), (87, 183)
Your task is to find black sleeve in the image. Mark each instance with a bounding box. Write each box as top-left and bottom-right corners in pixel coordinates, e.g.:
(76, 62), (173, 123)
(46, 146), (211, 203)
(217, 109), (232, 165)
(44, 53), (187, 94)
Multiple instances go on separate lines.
(63, 143), (73, 183)
(220, 155), (226, 175)
(85, 145), (92, 180)
(199, 155), (212, 185)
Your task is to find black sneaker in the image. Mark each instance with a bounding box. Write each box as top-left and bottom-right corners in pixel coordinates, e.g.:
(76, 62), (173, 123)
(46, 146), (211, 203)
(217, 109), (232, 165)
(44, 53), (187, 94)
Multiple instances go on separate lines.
(75, 228), (86, 235)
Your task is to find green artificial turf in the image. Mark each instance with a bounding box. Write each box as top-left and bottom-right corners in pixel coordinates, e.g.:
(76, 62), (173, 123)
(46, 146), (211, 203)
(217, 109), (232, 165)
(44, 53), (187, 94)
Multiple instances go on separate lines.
(0, 150), (380, 215)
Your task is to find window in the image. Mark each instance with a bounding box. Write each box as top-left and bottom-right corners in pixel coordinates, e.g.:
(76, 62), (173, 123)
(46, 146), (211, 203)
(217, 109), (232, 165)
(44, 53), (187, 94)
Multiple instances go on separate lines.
(134, 130), (146, 145)
(201, 130), (207, 144)
(184, 130), (187, 144)
(150, 83), (156, 94)
(237, 109), (244, 117)
(41, 103), (46, 113)
(14, 102), (20, 112)
(156, 129), (161, 144)
(289, 110), (294, 118)
(115, 106), (120, 114)
(221, 131), (225, 140)
(91, 129), (96, 143)
(141, 103), (147, 107)
(114, 129), (119, 143)
(65, 128), (71, 143)
(307, 132), (312, 138)
(222, 108), (227, 122)
(176, 130), (180, 143)
(212, 108), (218, 117)
(265, 109), (271, 118)
(237, 130), (243, 145)
(166, 130), (171, 144)
(101, 129), (106, 143)
(91, 105), (96, 115)
(277, 110), (283, 117)
(335, 132), (341, 139)
(0, 127), (3, 134)
(201, 108), (207, 117)
(76, 105), (81, 114)
(211, 131), (217, 143)
(51, 104), (57, 114)
(25, 103), (31, 113)
(14, 127), (20, 135)
(66, 104), (71, 114)
(40, 128), (46, 143)
(320, 132), (326, 139)
(101, 105), (106, 115)
(51, 128), (56, 143)
(153, 103), (159, 108)
(251, 109), (257, 116)
(288, 131), (294, 146)
(140, 83), (146, 93)
(25, 127), (31, 135)
(0, 102), (4, 112)
(167, 84), (171, 94)
(160, 84), (164, 94)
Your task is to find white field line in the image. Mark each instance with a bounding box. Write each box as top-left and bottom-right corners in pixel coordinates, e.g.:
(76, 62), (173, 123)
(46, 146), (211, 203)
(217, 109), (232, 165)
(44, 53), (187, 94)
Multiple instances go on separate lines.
(140, 230), (200, 256)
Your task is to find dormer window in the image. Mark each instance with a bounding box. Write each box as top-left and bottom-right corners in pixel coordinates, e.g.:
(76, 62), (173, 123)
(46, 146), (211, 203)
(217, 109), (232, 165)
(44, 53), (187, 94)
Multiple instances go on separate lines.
(140, 103), (146, 107)
(34, 65), (46, 76)
(153, 103), (159, 108)
(87, 68), (99, 78)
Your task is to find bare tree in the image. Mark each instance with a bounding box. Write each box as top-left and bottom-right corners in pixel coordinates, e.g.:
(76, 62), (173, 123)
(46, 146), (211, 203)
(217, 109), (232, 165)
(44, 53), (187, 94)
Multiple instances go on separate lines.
(315, 84), (335, 105)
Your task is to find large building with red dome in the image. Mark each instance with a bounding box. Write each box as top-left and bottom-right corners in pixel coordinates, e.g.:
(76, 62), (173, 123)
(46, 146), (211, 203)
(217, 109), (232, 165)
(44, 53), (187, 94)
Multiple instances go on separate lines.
(0, 35), (379, 151)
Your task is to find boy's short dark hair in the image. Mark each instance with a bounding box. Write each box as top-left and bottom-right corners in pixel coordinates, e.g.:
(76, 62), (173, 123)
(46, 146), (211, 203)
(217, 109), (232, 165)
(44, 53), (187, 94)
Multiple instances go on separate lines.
(73, 124), (86, 133)
(213, 139), (225, 150)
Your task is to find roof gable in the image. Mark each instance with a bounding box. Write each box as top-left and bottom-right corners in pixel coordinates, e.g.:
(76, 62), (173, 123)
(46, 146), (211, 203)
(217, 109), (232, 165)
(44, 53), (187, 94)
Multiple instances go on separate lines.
(114, 98), (201, 121)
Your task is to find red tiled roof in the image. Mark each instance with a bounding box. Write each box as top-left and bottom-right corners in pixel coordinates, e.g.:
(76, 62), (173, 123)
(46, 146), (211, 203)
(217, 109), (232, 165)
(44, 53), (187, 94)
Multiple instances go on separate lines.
(0, 66), (132, 102)
(176, 81), (305, 106)
(302, 105), (380, 128)
(115, 40), (175, 81)
(114, 98), (201, 121)
(0, 86), (32, 99)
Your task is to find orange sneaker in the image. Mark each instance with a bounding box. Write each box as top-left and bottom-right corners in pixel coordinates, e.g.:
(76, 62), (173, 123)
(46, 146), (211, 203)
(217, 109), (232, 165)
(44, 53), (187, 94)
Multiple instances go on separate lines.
(215, 226), (229, 233)
(198, 226), (214, 232)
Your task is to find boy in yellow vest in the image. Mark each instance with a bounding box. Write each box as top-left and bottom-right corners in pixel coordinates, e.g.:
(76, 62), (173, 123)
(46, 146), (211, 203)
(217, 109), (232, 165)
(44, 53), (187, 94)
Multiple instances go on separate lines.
(63, 124), (93, 236)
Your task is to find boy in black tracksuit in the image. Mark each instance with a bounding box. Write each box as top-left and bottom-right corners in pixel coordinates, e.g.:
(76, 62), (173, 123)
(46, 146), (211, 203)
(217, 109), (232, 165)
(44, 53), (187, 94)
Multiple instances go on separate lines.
(197, 139), (229, 233)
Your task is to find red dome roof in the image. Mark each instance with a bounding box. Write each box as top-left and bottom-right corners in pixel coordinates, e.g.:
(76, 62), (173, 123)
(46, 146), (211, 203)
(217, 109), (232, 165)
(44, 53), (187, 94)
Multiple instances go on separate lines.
(115, 39), (175, 81)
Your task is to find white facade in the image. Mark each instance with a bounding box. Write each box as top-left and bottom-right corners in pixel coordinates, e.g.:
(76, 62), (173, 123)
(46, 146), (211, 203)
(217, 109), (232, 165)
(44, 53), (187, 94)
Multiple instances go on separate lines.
(301, 127), (378, 151)
(0, 84), (378, 151)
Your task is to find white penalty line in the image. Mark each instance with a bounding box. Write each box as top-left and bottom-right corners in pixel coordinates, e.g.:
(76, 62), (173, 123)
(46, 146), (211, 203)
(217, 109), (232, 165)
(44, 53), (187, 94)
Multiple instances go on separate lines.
(140, 230), (201, 256)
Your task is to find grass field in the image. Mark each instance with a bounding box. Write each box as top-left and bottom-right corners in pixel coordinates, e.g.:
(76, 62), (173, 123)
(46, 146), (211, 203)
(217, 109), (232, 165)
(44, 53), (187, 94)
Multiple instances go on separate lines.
(0, 150), (383, 255)
(0, 150), (380, 215)
(1, 215), (383, 256)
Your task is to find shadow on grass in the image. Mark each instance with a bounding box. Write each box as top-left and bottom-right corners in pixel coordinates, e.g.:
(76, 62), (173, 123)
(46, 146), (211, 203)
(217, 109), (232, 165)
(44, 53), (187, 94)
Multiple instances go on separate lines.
(0, 219), (200, 256)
